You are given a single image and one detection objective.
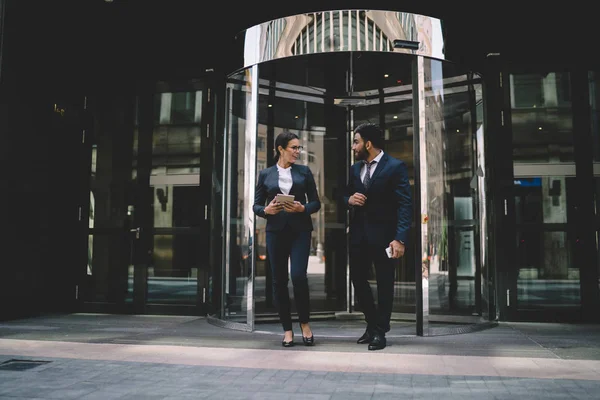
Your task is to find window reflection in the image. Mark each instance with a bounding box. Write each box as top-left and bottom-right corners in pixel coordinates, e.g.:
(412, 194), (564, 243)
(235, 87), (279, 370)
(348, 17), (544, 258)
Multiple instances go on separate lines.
(420, 59), (485, 316)
(151, 186), (202, 228)
(593, 178), (600, 293)
(86, 96), (137, 303)
(152, 90), (202, 176)
(589, 71), (600, 162)
(223, 72), (254, 323)
(146, 234), (200, 305)
(514, 176), (580, 309)
(510, 72), (574, 163)
(253, 54), (351, 315)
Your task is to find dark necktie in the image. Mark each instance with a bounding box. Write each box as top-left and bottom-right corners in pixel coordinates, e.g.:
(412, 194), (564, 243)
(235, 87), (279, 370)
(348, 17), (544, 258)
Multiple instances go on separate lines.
(362, 160), (376, 189)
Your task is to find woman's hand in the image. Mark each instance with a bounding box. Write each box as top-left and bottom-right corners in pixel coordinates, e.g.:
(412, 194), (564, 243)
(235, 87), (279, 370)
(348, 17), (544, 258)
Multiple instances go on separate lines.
(264, 198), (283, 215)
(283, 201), (305, 213)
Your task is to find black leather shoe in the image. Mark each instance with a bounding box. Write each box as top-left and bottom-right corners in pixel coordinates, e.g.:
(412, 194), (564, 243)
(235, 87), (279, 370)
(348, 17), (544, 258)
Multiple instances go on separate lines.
(300, 323), (315, 346)
(368, 333), (387, 351)
(357, 328), (375, 344)
(302, 335), (314, 346)
(282, 331), (294, 347)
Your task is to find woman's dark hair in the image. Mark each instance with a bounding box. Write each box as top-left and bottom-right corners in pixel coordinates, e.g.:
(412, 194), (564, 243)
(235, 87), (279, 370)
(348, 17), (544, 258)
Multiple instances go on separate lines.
(354, 122), (385, 150)
(273, 131), (300, 162)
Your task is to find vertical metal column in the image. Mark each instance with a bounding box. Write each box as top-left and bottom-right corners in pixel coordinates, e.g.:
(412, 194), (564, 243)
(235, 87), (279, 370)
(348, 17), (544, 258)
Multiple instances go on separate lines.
(245, 64), (259, 330)
(412, 56), (429, 336)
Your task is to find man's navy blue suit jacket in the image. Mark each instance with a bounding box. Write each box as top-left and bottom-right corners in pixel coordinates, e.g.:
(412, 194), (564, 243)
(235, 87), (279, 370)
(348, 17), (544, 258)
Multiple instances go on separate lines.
(344, 152), (412, 247)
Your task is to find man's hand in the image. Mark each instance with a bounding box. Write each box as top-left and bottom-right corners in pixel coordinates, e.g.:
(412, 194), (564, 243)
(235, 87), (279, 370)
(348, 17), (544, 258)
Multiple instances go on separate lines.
(389, 240), (405, 259)
(348, 193), (367, 207)
(283, 201), (305, 213)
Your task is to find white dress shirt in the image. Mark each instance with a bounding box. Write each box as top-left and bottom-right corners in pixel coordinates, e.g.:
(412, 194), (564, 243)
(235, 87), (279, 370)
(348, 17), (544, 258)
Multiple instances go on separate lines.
(360, 150), (384, 182)
(277, 164), (293, 195)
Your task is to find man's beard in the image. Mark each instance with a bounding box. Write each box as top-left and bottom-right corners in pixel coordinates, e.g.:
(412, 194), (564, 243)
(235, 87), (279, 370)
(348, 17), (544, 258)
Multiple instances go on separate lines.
(355, 147), (368, 161)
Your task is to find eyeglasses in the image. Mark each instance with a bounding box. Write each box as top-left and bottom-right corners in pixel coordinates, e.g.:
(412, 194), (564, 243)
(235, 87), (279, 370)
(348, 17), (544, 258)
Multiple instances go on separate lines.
(287, 146), (304, 152)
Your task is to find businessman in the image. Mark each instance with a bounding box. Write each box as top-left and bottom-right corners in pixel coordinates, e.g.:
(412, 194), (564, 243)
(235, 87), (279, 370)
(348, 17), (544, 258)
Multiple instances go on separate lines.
(344, 123), (412, 350)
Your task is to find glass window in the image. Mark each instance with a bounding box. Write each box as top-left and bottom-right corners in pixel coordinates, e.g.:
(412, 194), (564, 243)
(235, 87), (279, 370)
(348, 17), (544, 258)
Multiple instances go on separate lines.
(514, 176), (580, 309)
(510, 72), (574, 163)
(222, 70), (256, 324)
(170, 92), (196, 124)
(595, 178), (600, 292)
(152, 90), (202, 176)
(589, 71), (600, 162)
(146, 234), (201, 305)
(419, 58), (486, 316)
(151, 186), (202, 228)
(512, 74), (544, 108)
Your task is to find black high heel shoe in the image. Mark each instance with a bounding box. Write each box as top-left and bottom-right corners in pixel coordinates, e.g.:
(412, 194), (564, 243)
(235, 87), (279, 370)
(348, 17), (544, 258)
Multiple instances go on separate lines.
(282, 331), (294, 347)
(299, 323), (315, 346)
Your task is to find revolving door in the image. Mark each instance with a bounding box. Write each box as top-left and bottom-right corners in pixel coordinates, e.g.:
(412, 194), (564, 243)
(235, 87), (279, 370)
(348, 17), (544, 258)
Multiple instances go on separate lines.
(214, 10), (491, 335)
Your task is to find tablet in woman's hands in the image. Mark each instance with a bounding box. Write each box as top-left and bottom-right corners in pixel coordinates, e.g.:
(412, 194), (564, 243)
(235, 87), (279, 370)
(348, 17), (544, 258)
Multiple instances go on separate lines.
(275, 194), (295, 204)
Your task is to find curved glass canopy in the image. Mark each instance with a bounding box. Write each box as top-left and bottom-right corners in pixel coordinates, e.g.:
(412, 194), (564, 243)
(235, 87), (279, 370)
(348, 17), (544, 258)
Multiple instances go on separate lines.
(213, 10), (490, 336)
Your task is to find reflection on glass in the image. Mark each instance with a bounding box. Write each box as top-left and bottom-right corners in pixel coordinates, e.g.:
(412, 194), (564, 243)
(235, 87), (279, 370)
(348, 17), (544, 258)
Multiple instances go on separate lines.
(240, 10), (444, 67)
(223, 70), (255, 324)
(517, 231), (580, 308)
(510, 72), (573, 163)
(421, 58), (484, 316)
(352, 52), (416, 314)
(475, 82), (489, 318)
(143, 86), (205, 306)
(152, 90), (202, 176)
(596, 178), (600, 293)
(515, 176), (580, 308)
(254, 54), (346, 315)
(146, 234), (200, 305)
(589, 71), (600, 162)
(86, 96), (136, 303)
(151, 186), (202, 228)
(88, 191), (95, 275)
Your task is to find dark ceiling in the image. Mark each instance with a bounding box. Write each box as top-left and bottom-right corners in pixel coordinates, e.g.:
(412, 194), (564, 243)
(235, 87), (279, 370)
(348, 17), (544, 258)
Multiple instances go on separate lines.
(3, 0), (598, 91)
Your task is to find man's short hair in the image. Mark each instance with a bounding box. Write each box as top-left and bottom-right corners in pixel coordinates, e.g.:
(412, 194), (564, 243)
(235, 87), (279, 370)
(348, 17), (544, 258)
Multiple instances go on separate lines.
(355, 123), (384, 150)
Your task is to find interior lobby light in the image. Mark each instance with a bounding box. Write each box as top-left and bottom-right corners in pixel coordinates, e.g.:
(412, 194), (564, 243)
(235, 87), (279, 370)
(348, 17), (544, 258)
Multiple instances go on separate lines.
(384, 74), (389, 78)
(538, 126), (542, 130)
(393, 115), (398, 119)
(268, 104), (273, 107)
(295, 115), (299, 119)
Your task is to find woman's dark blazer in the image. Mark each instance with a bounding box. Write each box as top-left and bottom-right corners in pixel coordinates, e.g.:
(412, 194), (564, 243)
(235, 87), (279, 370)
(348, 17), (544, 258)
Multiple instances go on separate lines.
(253, 164), (321, 232)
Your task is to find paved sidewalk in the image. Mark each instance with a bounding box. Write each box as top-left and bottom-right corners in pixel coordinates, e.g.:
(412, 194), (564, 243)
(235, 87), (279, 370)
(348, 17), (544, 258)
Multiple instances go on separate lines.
(1, 314), (600, 399)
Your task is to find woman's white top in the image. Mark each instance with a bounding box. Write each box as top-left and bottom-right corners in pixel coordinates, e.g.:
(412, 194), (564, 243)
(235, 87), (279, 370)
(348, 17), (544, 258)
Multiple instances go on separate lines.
(277, 164), (293, 195)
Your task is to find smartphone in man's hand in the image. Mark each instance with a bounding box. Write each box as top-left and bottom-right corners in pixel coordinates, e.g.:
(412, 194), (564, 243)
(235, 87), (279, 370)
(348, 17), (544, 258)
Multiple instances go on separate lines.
(385, 246), (393, 258)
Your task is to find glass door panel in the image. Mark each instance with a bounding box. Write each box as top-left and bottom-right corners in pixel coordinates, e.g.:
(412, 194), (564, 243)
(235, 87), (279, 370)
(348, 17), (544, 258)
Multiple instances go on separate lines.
(417, 57), (487, 325)
(222, 69), (257, 327)
(351, 52), (416, 314)
(146, 232), (201, 304)
(253, 54), (350, 318)
(144, 83), (208, 308)
(145, 182), (203, 305)
(84, 81), (212, 313)
(514, 176), (581, 309)
(84, 95), (136, 306)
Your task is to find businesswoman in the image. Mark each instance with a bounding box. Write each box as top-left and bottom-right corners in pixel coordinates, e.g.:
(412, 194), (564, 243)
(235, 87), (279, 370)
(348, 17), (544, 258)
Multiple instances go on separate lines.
(253, 131), (321, 347)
